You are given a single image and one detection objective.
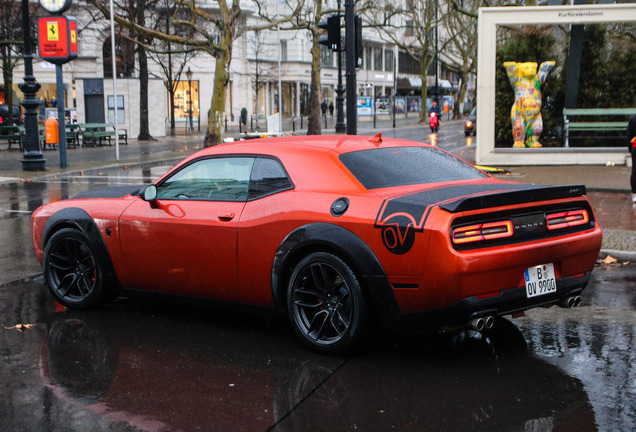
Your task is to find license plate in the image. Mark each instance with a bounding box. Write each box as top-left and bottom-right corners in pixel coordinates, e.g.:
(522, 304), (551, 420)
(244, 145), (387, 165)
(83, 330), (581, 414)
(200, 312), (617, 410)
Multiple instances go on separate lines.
(525, 263), (557, 298)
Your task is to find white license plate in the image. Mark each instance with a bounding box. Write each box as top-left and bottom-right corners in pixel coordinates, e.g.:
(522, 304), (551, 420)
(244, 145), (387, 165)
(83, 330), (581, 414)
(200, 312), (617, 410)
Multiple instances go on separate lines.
(524, 263), (557, 298)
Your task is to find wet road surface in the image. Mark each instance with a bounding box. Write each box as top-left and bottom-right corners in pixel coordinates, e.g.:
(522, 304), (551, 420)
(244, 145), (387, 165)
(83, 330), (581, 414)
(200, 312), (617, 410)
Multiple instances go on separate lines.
(1, 263), (634, 431)
(1, 130), (636, 430)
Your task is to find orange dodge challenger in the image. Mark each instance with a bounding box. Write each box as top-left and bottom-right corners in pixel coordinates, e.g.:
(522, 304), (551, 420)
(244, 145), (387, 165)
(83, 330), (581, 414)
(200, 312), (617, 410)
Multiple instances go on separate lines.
(31, 135), (602, 354)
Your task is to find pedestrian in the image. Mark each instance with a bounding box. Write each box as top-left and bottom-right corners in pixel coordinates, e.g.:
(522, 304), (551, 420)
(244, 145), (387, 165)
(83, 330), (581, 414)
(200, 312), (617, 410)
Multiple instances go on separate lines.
(628, 113), (636, 203)
(321, 99), (327, 120)
(329, 101), (334, 117)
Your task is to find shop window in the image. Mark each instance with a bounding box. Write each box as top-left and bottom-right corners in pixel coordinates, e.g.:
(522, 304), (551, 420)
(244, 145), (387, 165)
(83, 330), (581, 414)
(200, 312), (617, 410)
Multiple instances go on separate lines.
(173, 80), (199, 119)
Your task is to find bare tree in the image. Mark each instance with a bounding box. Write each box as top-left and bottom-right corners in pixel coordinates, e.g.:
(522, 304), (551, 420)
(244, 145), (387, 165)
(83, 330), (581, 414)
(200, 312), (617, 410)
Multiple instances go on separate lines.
(245, 29), (277, 130)
(0, 0), (40, 124)
(369, 0), (440, 123)
(441, 0), (478, 119)
(146, 0), (198, 136)
(255, 0), (329, 135)
(90, 0), (300, 146)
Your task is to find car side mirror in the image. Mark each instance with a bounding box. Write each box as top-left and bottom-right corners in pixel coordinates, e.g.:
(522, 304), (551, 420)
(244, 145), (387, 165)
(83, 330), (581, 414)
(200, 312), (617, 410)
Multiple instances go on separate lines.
(141, 185), (158, 208)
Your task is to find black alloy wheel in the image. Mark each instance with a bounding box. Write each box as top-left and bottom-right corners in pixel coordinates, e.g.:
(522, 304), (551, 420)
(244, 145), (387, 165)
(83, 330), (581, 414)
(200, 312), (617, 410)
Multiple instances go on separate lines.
(43, 228), (107, 308)
(287, 252), (369, 354)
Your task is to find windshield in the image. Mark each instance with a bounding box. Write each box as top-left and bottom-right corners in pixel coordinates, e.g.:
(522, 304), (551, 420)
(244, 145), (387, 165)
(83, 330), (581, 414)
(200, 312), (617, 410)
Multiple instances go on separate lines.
(339, 146), (488, 189)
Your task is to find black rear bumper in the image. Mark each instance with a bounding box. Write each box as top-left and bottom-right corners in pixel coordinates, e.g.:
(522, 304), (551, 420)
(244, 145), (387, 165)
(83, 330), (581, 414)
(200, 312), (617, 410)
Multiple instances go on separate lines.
(387, 271), (592, 330)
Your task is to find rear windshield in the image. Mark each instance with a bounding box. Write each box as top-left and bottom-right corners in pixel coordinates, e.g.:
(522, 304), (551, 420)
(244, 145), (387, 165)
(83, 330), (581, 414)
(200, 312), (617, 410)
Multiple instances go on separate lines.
(339, 146), (488, 189)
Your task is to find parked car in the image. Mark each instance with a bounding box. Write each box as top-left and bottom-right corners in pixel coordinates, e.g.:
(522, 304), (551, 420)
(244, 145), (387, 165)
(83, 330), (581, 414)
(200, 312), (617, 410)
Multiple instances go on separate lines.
(464, 107), (476, 136)
(0, 104), (23, 126)
(31, 135), (602, 354)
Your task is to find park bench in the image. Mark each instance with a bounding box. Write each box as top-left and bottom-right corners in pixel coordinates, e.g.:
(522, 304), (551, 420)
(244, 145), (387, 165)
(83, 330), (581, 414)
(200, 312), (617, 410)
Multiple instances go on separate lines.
(80, 123), (128, 147)
(563, 108), (636, 147)
(0, 125), (24, 150)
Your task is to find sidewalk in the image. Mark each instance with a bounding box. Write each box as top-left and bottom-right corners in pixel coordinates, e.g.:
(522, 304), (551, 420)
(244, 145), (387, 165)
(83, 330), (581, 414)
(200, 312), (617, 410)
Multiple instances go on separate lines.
(1, 116), (634, 259)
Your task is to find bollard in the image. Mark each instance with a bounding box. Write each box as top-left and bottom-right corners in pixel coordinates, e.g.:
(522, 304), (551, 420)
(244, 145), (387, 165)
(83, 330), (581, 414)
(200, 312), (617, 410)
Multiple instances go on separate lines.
(292, 116), (296, 132)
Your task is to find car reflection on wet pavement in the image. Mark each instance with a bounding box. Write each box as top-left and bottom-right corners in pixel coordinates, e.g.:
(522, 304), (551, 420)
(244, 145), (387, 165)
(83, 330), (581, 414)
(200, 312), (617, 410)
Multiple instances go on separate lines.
(2, 266), (635, 431)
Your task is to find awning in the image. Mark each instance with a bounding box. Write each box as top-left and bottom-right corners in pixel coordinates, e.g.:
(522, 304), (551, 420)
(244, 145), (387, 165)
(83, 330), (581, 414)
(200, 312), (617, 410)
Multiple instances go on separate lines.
(426, 77), (453, 89)
(397, 77), (422, 90)
(397, 77), (454, 90)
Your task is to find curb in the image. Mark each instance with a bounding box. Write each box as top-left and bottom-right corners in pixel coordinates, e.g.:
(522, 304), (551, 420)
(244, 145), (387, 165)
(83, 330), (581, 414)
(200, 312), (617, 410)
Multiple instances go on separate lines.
(599, 249), (636, 262)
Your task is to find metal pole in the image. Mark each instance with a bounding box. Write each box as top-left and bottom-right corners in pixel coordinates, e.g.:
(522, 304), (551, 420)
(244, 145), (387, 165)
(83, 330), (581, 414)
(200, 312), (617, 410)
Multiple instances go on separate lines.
(373, 91), (376, 128)
(56, 65), (67, 168)
(277, 0), (283, 133)
(188, 77), (193, 133)
(109, 0), (120, 161)
(335, 0), (346, 133)
(345, 0), (356, 135)
(393, 48), (397, 128)
(19, 0), (46, 171)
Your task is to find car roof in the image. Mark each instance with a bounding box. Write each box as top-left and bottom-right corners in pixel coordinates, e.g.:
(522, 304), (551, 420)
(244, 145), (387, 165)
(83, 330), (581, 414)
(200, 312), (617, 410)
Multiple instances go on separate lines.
(194, 134), (430, 158)
(159, 135), (440, 193)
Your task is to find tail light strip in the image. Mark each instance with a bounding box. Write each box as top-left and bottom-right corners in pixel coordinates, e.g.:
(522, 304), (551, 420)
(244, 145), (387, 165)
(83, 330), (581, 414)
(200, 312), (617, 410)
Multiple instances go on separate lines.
(546, 209), (589, 230)
(452, 221), (513, 244)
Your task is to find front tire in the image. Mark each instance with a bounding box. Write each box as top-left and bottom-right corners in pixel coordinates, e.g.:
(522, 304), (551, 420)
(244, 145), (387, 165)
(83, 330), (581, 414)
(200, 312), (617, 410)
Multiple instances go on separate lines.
(43, 228), (109, 309)
(287, 252), (369, 354)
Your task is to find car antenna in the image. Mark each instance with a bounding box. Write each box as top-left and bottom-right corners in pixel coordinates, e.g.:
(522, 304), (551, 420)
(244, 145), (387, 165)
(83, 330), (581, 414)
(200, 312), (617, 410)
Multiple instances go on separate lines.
(369, 133), (383, 146)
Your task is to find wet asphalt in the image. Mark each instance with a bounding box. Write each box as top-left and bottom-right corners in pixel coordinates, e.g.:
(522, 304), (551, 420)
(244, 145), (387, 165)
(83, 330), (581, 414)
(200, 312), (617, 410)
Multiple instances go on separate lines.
(1, 119), (635, 430)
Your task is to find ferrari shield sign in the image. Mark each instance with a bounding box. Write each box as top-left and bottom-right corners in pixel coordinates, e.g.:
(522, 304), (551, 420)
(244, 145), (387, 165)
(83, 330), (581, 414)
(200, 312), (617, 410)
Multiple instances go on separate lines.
(38, 16), (78, 64)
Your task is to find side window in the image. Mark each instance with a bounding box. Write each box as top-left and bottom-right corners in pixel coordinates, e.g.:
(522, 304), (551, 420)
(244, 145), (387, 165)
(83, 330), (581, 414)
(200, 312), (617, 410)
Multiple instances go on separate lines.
(157, 157), (254, 201)
(248, 158), (292, 199)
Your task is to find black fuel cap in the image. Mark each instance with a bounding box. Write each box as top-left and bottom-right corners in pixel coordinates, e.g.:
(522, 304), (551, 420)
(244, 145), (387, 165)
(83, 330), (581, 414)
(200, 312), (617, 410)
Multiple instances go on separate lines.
(330, 197), (350, 217)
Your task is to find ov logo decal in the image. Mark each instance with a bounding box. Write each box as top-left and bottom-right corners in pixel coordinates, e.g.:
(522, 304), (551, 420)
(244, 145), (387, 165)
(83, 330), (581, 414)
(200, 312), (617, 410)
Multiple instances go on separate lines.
(379, 213), (417, 255)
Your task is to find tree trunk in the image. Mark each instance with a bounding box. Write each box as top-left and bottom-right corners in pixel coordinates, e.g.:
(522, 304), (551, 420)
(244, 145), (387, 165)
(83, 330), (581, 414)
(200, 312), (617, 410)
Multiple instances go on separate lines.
(137, 45), (153, 140)
(204, 50), (230, 147)
(2, 50), (15, 125)
(169, 86), (176, 136)
(307, 31), (322, 135)
(455, 70), (469, 119)
(420, 65), (428, 124)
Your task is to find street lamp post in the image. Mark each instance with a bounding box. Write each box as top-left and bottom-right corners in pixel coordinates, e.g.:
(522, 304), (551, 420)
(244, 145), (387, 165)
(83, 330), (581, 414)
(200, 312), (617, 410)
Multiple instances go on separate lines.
(334, 0), (346, 133)
(186, 66), (193, 134)
(19, 0), (46, 171)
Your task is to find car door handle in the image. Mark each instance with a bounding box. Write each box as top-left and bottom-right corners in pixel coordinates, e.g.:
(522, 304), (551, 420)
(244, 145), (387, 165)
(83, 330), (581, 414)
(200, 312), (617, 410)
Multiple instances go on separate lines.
(218, 212), (235, 221)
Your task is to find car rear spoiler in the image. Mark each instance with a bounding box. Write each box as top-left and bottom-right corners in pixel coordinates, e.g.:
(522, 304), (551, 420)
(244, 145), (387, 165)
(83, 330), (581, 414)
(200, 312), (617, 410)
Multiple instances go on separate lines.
(439, 184), (587, 213)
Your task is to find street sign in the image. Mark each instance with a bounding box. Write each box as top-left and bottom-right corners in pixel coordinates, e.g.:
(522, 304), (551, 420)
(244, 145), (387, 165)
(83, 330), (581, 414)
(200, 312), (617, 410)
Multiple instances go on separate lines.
(37, 16), (78, 64)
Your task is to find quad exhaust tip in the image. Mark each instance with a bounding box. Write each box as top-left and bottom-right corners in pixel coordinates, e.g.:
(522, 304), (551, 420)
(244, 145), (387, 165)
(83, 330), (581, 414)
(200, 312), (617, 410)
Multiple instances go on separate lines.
(559, 295), (582, 308)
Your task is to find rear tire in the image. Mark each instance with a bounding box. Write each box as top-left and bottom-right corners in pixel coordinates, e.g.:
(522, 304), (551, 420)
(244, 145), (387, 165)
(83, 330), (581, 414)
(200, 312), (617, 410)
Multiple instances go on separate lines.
(287, 252), (369, 354)
(43, 228), (109, 309)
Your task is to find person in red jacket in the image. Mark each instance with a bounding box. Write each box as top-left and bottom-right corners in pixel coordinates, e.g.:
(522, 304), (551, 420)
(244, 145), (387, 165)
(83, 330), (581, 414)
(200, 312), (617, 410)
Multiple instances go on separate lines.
(628, 114), (636, 203)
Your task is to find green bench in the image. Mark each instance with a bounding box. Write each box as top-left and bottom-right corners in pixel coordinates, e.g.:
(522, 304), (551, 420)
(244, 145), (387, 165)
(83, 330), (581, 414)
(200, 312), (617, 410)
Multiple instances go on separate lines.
(563, 108), (636, 147)
(80, 123), (128, 147)
(0, 125), (24, 150)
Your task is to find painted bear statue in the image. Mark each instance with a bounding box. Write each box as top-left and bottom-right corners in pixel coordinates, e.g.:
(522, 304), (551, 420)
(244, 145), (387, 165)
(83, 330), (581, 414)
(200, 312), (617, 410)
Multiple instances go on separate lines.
(503, 61), (555, 148)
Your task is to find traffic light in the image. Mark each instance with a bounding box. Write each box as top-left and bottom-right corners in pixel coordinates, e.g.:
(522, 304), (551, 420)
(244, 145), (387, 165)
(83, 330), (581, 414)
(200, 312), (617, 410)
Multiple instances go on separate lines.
(318, 14), (341, 51)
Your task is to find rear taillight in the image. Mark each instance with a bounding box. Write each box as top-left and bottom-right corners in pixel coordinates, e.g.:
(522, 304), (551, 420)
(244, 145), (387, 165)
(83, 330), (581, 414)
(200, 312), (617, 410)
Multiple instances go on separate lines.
(452, 221), (513, 244)
(546, 209), (589, 230)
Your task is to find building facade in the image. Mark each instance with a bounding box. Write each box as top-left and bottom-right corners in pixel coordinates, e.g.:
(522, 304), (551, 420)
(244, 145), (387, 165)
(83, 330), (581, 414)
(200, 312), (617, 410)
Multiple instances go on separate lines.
(2, 0), (467, 137)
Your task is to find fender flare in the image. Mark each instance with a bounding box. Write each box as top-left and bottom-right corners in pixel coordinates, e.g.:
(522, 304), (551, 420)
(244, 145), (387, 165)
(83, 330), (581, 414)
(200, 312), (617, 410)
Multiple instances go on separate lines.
(271, 223), (399, 316)
(42, 207), (121, 290)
